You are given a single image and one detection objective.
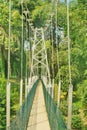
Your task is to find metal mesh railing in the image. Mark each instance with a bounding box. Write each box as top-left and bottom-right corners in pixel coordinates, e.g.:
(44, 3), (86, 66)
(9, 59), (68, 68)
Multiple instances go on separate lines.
(9, 79), (39, 130)
(42, 81), (67, 130)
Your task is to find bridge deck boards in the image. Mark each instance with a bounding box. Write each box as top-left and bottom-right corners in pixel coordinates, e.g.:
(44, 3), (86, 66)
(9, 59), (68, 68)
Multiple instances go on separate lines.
(27, 81), (51, 130)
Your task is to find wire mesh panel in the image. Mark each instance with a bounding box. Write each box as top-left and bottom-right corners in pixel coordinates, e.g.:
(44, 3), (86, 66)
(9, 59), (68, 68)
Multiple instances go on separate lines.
(9, 80), (39, 130)
(42, 81), (67, 130)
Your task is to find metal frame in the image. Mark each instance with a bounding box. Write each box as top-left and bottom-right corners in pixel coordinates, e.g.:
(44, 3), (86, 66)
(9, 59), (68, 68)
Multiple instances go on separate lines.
(30, 27), (51, 86)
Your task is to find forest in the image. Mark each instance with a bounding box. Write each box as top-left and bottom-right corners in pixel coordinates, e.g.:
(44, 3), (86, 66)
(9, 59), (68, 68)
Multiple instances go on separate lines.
(0, 0), (87, 129)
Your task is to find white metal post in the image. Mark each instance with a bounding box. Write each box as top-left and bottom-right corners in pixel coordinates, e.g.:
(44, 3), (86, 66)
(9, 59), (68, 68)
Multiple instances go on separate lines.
(67, 84), (73, 130)
(6, 82), (10, 130)
(57, 80), (61, 107)
(6, 0), (11, 129)
(20, 79), (23, 106)
(52, 78), (54, 99)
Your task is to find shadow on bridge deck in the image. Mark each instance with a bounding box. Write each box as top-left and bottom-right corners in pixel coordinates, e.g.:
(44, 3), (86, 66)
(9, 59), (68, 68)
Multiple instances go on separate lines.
(27, 81), (51, 130)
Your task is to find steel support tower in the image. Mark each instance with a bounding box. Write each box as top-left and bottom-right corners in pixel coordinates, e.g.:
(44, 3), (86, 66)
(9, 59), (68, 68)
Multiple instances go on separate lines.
(30, 27), (51, 85)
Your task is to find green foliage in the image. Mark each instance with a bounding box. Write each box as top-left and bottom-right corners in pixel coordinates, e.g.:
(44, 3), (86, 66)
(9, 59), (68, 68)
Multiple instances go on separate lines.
(82, 87), (87, 116)
(0, 79), (6, 130)
(60, 101), (68, 116)
(0, 79), (20, 129)
(71, 115), (83, 129)
(0, 1), (9, 31)
(32, 3), (52, 27)
(72, 103), (80, 115)
(76, 80), (87, 116)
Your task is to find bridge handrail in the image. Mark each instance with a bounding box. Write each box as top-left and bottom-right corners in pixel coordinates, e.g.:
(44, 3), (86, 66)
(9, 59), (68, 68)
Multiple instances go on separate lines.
(42, 80), (67, 130)
(9, 79), (39, 130)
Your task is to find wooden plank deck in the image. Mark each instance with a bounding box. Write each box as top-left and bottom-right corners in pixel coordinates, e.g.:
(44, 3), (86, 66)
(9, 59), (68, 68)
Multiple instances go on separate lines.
(27, 81), (51, 130)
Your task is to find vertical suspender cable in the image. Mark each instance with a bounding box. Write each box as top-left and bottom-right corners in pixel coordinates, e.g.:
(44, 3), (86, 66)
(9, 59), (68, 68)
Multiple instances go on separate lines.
(55, 0), (61, 108)
(51, 14), (54, 98)
(67, 0), (71, 84)
(6, 0), (11, 129)
(20, 0), (23, 107)
(50, 0), (55, 98)
(25, 12), (28, 98)
(20, 1), (23, 130)
(67, 0), (73, 130)
(25, 14), (27, 98)
(27, 19), (31, 93)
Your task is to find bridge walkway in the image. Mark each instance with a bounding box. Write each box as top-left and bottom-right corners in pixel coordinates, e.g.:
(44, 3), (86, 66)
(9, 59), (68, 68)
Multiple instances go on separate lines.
(27, 81), (51, 130)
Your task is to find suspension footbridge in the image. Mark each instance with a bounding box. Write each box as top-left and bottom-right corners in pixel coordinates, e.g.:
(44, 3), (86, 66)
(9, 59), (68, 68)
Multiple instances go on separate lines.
(5, 0), (73, 130)
(7, 26), (67, 130)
